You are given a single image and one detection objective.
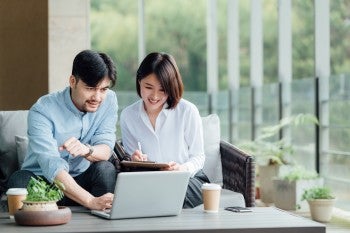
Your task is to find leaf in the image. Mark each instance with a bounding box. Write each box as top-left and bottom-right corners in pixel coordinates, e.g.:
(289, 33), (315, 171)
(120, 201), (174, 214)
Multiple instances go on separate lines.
(301, 186), (334, 200)
(25, 177), (64, 202)
(238, 113), (318, 166)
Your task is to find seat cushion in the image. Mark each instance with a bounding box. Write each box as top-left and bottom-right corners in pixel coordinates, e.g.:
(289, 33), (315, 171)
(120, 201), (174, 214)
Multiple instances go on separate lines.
(0, 111), (28, 195)
(219, 189), (246, 207)
(194, 189), (246, 210)
(15, 135), (29, 168)
(202, 114), (222, 184)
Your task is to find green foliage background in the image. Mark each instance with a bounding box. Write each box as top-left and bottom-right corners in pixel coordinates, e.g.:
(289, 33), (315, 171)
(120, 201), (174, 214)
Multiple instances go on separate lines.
(90, 0), (350, 209)
(91, 0), (350, 91)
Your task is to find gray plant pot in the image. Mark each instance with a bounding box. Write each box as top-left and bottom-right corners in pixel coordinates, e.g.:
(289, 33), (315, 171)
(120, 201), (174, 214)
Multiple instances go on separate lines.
(273, 178), (324, 210)
(259, 164), (280, 204)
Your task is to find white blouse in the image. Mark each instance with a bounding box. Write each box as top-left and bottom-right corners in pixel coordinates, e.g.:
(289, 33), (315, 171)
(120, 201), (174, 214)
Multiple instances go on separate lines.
(120, 99), (205, 176)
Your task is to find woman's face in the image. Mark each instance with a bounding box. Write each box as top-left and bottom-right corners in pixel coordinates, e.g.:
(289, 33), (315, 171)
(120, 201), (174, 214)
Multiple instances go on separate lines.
(139, 73), (168, 114)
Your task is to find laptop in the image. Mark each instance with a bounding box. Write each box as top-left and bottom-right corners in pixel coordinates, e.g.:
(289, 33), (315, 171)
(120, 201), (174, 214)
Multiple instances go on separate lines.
(91, 170), (191, 219)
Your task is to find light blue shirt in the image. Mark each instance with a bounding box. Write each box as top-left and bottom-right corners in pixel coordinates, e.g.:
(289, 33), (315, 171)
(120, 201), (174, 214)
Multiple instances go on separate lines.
(21, 87), (118, 182)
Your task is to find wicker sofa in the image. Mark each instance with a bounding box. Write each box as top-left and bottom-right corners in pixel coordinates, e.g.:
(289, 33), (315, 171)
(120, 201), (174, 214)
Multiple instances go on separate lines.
(0, 111), (255, 211)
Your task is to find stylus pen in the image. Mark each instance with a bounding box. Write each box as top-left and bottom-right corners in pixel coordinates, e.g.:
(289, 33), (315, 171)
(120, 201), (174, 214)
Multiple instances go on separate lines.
(137, 141), (143, 161)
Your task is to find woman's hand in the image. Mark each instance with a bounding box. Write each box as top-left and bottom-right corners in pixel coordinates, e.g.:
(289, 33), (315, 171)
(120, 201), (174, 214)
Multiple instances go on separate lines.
(162, 161), (187, 171)
(131, 150), (148, 161)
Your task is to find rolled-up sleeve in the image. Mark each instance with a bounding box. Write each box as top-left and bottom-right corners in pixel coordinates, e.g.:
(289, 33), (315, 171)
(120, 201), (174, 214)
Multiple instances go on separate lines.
(25, 109), (69, 182)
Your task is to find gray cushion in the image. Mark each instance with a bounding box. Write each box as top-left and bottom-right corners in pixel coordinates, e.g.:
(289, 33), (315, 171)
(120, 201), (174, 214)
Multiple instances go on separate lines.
(194, 189), (246, 210)
(202, 114), (222, 184)
(15, 135), (28, 168)
(0, 111), (28, 195)
(219, 189), (246, 207)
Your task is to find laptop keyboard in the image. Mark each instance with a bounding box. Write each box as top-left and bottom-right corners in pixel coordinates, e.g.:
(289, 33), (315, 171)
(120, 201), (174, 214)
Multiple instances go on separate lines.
(104, 209), (111, 213)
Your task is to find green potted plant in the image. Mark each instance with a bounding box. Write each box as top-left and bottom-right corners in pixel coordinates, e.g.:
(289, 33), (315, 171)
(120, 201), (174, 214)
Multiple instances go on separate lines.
(238, 113), (319, 203)
(21, 176), (64, 211)
(273, 166), (323, 210)
(14, 177), (71, 226)
(301, 186), (336, 223)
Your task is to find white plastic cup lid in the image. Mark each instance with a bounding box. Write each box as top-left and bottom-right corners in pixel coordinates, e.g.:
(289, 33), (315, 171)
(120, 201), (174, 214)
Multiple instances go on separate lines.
(201, 183), (222, 190)
(6, 188), (28, 195)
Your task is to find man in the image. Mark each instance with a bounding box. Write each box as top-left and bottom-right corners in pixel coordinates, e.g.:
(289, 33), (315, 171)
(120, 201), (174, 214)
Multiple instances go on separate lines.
(7, 50), (118, 210)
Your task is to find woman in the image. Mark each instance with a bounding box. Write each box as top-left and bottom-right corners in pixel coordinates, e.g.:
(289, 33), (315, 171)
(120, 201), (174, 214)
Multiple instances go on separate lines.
(120, 52), (209, 208)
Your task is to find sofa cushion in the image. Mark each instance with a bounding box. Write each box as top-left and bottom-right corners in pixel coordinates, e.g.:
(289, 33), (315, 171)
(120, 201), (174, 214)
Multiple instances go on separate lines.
(15, 135), (28, 168)
(0, 111), (28, 195)
(202, 114), (222, 185)
(194, 189), (246, 210)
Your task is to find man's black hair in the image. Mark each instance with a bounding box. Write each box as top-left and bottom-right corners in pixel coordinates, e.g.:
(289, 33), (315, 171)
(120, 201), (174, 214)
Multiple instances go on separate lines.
(72, 50), (117, 87)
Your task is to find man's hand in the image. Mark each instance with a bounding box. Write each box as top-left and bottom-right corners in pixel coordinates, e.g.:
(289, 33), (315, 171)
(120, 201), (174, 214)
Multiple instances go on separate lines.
(59, 137), (89, 157)
(87, 193), (114, 210)
(56, 170), (113, 210)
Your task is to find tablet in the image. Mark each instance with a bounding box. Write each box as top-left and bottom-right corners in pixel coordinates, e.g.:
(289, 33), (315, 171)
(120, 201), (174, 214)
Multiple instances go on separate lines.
(120, 160), (170, 169)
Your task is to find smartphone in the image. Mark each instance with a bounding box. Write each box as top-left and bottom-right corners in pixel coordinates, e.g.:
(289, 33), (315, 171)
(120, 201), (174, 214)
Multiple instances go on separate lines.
(224, 206), (252, 213)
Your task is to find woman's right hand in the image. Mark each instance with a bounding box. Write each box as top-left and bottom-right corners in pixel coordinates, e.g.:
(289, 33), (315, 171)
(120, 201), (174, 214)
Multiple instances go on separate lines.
(131, 150), (147, 161)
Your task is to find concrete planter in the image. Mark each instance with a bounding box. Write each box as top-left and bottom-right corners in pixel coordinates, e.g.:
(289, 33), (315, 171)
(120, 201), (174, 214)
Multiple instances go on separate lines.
(259, 164), (280, 204)
(308, 199), (335, 223)
(273, 178), (324, 210)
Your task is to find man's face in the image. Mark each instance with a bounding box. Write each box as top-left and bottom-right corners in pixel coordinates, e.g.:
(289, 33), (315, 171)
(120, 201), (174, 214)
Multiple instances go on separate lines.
(69, 75), (111, 112)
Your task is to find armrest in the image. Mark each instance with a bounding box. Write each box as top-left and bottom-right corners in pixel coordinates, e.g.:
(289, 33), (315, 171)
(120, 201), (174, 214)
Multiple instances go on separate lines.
(220, 140), (255, 207)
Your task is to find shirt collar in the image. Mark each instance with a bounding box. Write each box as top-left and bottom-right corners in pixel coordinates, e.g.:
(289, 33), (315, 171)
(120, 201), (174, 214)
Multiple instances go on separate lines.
(63, 87), (85, 116)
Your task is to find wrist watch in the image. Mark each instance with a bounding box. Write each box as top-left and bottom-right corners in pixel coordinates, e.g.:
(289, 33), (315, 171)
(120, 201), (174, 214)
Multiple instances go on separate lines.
(84, 144), (94, 158)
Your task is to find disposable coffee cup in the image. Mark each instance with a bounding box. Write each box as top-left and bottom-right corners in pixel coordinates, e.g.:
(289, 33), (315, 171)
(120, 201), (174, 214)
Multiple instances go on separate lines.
(6, 188), (28, 218)
(202, 183), (221, 213)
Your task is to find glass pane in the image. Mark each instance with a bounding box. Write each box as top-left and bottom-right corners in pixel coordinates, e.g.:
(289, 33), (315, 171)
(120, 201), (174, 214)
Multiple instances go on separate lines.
(261, 83), (279, 126)
(291, 78), (316, 168)
(214, 91), (229, 141)
(145, 0), (206, 91)
(292, 0), (314, 79)
(326, 74), (350, 210)
(183, 91), (209, 116)
(237, 86), (252, 142)
(91, 0), (138, 91)
(330, 1), (350, 75)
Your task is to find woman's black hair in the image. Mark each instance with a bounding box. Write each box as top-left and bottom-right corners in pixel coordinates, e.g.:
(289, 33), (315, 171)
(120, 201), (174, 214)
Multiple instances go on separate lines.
(136, 52), (184, 109)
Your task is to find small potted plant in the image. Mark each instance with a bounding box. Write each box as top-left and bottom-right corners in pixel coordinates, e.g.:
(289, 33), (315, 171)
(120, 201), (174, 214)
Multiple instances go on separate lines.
(273, 166), (323, 210)
(14, 177), (71, 226)
(301, 186), (336, 223)
(21, 176), (64, 211)
(239, 113), (319, 203)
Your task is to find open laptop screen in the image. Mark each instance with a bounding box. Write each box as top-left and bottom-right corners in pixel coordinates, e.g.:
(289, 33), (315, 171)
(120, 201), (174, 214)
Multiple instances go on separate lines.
(91, 171), (190, 219)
